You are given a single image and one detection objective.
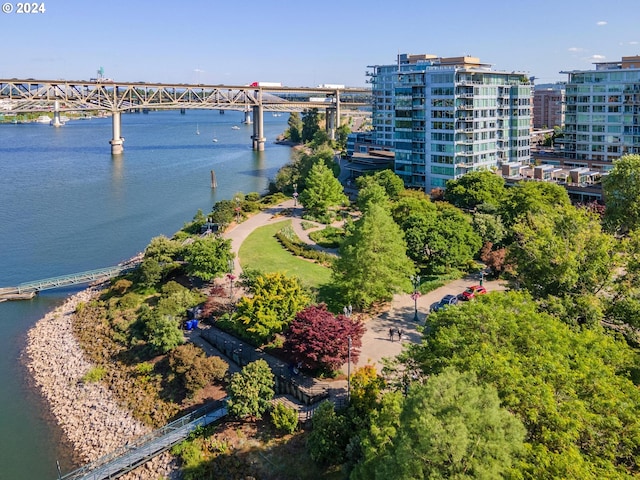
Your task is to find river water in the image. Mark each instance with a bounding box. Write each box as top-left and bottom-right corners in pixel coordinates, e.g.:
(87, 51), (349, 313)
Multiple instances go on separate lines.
(0, 110), (293, 479)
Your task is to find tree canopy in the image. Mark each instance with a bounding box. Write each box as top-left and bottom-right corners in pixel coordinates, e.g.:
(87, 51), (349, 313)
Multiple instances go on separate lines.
(284, 304), (365, 374)
(602, 154), (640, 233)
(401, 291), (640, 478)
(444, 169), (506, 211)
(182, 236), (233, 281)
(508, 204), (616, 298)
(232, 272), (311, 345)
(352, 368), (525, 480)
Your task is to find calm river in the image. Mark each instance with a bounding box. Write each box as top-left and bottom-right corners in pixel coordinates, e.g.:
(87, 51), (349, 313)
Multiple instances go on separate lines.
(0, 110), (293, 479)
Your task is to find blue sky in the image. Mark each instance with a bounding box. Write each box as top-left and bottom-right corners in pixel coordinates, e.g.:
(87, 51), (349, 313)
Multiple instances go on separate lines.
(1, 0), (638, 87)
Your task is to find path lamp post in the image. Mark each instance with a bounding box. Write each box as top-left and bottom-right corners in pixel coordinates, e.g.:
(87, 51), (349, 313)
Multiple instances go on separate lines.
(234, 196), (241, 224)
(293, 183), (298, 206)
(226, 258), (236, 301)
(410, 274), (421, 323)
(347, 335), (352, 403)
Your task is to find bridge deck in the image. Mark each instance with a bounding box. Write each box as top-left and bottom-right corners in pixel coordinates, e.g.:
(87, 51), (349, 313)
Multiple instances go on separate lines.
(60, 400), (227, 480)
(0, 264), (138, 299)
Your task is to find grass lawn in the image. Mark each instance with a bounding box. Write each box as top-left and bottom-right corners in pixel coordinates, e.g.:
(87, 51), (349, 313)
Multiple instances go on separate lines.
(239, 220), (332, 290)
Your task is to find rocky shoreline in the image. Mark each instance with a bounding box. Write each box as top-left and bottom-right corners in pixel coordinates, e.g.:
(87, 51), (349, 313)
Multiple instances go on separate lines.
(24, 287), (179, 479)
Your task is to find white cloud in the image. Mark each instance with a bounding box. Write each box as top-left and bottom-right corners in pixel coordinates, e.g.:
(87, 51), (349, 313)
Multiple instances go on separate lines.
(590, 54), (606, 61)
(596, 21), (607, 26)
(630, 41), (639, 45)
(568, 47), (586, 53)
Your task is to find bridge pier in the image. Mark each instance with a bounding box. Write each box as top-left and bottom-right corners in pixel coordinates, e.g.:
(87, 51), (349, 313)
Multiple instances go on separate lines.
(51, 100), (63, 127)
(251, 104), (265, 151)
(243, 107), (252, 125)
(109, 111), (124, 155)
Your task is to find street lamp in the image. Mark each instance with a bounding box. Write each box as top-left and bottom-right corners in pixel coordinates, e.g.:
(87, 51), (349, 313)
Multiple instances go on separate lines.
(226, 258), (236, 301)
(234, 196), (241, 224)
(347, 335), (352, 403)
(292, 183), (298, 206)
(410, 274), (421, 322)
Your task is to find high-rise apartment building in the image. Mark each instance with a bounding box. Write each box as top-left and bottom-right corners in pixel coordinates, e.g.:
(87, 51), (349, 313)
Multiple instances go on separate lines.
(533, 83), (565, 129)
(560, 56), (640, 170)
(367, 53), (531, 191)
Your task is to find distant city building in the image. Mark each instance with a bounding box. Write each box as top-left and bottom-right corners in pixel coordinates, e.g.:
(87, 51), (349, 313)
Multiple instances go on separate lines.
(533, 83), (565, 129)
(367, 53), (532, 192)
(558, 55), (640, 170)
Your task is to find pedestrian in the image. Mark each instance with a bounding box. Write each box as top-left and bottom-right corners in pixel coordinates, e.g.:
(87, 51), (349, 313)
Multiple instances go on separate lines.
(348, 304), (352, 317)
(343, 306), (348, 316)
(398, 329), (404, 341)
(389, 328), (394, 342)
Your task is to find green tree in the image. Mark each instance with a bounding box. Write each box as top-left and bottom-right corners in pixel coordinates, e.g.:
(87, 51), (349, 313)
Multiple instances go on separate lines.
(307, 401), (350, 465)
(301, 108), (321, 143)
(335, 123), (351, 152)
(500, 180), (571, 228)
(356, 182), (390, 214)
(146, 314), (184, 354)
(602, 154), (640, 233)
(352, 368), (525, 480)
(508, 204), (616, 298)
(286, 112), (302, 143)
(444, 169), (506, 211)
(233, 272), (311, 345)
(226, 359), (274, 420)
(182, 236), (233, 281)
(298, 161), (347, 220)
(333, 204), (415, 309)
(472, 212), (506, 246)
(209, 199), (236, 228)
(399, 202), (481, 273)
(270, 403), (298, 434)
(403, 292), (640, 478)
(357, 169), (405, 201)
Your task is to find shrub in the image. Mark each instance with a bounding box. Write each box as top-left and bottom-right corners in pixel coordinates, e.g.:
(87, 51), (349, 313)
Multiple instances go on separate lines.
(227, 359), (275, 419)
(169, 344), (228, 397)
(82, 366), (106, 383)
(275, 226), (336, 266)
(271, 402), (298, 434)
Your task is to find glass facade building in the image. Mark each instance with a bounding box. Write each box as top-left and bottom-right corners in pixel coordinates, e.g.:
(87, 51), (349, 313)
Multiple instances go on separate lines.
(367, 54), (531, 191)
(560, 56), (640, 171)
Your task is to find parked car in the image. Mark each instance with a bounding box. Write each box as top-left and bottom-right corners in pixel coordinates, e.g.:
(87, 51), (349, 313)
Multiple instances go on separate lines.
(430, 294), (459, 312)
(459, 285), (487, 301)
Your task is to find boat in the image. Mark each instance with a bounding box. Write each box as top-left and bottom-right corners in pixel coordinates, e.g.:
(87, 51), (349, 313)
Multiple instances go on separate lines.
(212, 126), (218, 142)
(196, 123), (200, 135)
(36, 115), (51, 124)
(231, 125), (240, 130)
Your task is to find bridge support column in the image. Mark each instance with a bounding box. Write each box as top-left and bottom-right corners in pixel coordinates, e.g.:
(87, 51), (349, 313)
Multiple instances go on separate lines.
(251, 104), (265, 151)
(51, 100), (63, 127)
(326, 108), (336, 141)
(243, 108), (252, 125)
(110, 111), (124, 155)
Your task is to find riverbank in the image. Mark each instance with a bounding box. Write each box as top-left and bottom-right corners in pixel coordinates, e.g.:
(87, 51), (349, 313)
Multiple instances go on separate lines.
(23, 287), (179, 479)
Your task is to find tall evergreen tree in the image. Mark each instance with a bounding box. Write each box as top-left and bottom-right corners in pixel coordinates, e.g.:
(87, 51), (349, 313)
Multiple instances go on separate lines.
(301, 108), (320, 143)
(333, 204), (415, 309)
(299, 161), (347, 219)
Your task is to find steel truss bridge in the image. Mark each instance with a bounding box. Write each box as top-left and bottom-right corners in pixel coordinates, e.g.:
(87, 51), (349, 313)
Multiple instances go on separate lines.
(0, 78), (370, 153)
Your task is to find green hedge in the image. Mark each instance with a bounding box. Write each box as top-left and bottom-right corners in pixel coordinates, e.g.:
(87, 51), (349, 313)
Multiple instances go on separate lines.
(275, 225), (335, 266)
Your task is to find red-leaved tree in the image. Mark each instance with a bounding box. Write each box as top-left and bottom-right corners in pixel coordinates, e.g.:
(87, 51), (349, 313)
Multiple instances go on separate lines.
(284, 304), (365, 374)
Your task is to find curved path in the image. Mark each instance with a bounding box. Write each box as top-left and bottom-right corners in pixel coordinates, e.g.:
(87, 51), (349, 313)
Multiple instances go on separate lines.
(223, 199), (506, 374)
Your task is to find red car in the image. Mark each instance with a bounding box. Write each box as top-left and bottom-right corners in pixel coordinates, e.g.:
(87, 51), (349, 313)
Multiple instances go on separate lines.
(459, 285), (487, 301)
